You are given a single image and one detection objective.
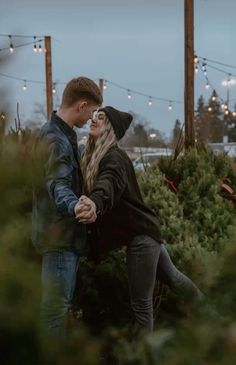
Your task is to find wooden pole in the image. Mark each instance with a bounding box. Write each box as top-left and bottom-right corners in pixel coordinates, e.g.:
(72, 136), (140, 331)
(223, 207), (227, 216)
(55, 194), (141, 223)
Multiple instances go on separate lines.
(184, 0), (195, 149)
(99, 79), (104, 104)
(44, 36), (53, 120)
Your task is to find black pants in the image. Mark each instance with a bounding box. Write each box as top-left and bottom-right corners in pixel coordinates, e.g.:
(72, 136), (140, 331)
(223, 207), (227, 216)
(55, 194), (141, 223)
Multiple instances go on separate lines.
(127, 236), (203, 331)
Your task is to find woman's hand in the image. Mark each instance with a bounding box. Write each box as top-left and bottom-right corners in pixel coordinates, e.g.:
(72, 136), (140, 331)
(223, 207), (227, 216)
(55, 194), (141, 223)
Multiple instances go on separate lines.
(74, 195), (97, 224)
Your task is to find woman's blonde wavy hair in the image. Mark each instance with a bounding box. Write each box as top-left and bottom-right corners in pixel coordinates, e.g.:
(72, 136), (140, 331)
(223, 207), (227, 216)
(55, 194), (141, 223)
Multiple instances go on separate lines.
(80, 114), (117, 194)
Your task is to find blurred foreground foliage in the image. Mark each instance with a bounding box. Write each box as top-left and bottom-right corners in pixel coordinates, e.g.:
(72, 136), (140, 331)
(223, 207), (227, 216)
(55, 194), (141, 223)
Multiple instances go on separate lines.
(0, 128), (236, 364)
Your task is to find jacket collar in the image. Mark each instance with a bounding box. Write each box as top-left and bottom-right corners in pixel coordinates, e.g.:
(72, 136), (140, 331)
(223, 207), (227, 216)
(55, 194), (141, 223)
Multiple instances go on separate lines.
(50, 111), (77, 144)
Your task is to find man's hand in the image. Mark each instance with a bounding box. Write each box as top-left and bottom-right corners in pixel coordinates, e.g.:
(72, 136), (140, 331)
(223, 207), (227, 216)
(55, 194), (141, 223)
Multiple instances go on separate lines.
(74, 195), (97, 224)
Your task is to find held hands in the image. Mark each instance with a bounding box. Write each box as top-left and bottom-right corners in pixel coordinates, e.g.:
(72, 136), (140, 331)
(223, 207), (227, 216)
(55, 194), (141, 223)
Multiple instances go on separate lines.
(74, 195), (97, 224)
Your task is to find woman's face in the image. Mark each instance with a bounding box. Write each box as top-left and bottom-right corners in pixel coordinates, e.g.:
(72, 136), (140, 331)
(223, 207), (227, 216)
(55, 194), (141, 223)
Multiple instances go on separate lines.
(89, 111), (106, 140)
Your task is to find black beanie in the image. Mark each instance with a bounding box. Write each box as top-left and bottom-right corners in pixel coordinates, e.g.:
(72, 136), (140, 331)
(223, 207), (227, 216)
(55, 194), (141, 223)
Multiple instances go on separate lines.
(99, 106), (133, 140)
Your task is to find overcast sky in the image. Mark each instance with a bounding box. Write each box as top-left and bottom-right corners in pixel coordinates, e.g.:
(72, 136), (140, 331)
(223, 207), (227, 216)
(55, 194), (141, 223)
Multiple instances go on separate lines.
(1, 0), (236, 137)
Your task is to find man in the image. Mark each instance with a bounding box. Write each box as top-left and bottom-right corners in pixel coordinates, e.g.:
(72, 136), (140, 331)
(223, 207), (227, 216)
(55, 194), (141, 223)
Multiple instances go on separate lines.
(32, 77), (102, 338)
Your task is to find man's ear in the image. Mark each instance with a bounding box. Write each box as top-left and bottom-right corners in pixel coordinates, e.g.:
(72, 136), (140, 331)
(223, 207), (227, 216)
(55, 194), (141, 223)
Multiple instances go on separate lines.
(76, 100), (87, 112)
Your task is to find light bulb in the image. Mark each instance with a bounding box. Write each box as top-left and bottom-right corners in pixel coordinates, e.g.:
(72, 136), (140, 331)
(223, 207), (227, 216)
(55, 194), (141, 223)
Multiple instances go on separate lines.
(22, 81), (27, 91)
(103, 80), (107, 90)
(205, 82), (210, 90)
(8, 35), (14, 53)
(168, 102), (172, 110)
(33, 36), (38, 53)
(148, 97), (152, 106)
(127, 90), (131, 99)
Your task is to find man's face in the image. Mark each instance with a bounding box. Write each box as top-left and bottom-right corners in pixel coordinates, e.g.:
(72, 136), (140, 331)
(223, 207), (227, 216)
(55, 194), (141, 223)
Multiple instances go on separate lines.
(74, 101), (99, 128)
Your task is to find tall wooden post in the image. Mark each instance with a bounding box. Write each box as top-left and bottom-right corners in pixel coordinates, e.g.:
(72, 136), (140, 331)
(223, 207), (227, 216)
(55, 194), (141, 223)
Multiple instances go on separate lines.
(184, 0), (195, 149)
(99, 79), (104, 105)
(44, 36), (53, 120)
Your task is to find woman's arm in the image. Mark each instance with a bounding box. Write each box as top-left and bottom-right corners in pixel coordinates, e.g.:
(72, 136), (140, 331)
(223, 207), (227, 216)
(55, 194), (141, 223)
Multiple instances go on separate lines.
(88, 151), (128, 215)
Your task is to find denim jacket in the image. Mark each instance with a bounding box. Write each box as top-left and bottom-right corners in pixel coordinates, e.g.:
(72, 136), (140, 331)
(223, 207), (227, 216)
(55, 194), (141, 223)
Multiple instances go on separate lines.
(32, 112), (86, 254)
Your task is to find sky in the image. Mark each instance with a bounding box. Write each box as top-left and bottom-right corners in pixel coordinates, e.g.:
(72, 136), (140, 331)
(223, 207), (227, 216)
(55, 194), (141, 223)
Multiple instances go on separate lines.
(1, 0), (236, 137)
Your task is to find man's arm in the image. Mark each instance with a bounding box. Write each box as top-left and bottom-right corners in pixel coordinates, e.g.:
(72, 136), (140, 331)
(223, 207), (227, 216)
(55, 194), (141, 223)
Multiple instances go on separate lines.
(44, 139), (79, 216)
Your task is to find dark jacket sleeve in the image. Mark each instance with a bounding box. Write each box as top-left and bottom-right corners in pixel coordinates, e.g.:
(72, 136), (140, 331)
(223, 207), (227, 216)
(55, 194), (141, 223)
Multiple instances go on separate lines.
(89, 150), (127, 215)
(45, 139), (79, 216)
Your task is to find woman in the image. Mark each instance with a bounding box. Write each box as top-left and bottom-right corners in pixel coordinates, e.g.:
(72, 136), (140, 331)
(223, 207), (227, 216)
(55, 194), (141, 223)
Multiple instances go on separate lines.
(77, 106), (203, 331)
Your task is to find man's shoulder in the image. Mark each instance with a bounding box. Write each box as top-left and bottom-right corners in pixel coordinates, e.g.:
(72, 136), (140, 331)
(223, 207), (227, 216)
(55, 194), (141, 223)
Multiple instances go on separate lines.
(40, 121), (68, 145)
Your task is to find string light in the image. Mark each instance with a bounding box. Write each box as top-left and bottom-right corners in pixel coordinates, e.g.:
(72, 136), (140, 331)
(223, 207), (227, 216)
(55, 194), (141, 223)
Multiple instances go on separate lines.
(202, 60), (207, 76)
(233, 111), (236, 117)
(33, 36), (38, 53)
(8, 35), (14, 53)
(22, 80), (27, 91)
(103, 80), (107, 90)
(198, 57), (236, 116)
(197, 55), (236, 71)
(52, 83), (56, 94)
(38, 42), (42, 53)
(194, 54), (199, 74)
(0, 72), (184, 109)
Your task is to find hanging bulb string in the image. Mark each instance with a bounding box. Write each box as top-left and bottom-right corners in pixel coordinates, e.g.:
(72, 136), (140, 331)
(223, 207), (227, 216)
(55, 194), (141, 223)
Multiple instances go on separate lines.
(197, 55), (236, 71)
(198, 61), (235, 114)
(0, 39), (44, 52)
(2, 67), (233, 111)
(194, 53), (236, 78)
(205, 63), (236, 78)
(0, 71), (45, 84)
(106, 79), (183, 104)
(0, 34), (46, 39)
(199, 61), (225, 103)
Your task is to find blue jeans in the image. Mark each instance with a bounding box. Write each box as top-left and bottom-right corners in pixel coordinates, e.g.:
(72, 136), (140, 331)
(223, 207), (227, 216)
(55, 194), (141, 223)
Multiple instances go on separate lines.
(41, 250), (79, 338)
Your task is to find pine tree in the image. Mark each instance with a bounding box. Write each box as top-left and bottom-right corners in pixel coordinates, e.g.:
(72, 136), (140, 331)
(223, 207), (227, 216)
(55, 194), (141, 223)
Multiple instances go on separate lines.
(170, 119), (182, 148)
(195, 92), (224, 143)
